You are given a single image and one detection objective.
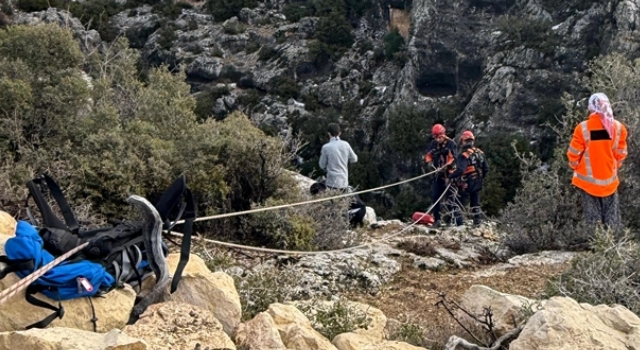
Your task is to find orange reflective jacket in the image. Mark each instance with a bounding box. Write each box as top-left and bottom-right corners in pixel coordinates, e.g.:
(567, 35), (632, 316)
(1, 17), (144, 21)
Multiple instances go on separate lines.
(567, 113), (628, 197)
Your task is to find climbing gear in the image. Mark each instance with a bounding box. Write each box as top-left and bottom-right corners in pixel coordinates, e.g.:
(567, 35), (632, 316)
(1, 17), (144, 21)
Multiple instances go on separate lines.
(0, 174), (196, 330)
(461, 147), (486, 179)
(425, 140), (457, 175)
(411, 211), (435, 226)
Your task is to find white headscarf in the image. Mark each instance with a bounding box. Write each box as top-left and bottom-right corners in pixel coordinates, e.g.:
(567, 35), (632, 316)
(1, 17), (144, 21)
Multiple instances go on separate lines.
(588, 93), (614, 138)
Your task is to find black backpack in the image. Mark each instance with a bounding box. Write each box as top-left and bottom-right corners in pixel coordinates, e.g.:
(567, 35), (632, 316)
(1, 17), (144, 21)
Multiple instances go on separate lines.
(19, 173), (196, 326)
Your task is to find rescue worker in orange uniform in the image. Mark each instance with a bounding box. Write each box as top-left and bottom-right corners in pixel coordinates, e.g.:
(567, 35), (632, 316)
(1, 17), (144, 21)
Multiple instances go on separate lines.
(567, 93), (628, 235)
(425, 124), (457, 228)
(449, 131), (489, 226)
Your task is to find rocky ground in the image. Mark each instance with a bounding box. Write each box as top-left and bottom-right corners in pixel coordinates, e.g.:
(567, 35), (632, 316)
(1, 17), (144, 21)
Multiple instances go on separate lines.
(194, 218), (576, 349)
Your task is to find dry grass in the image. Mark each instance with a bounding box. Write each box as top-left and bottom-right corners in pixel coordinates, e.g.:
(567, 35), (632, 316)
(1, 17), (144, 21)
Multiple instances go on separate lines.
(344, 257), (569, 349)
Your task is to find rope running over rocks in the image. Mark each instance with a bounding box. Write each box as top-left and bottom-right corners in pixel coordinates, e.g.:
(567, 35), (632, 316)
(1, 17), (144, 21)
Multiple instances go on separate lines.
(0, 168), (447, 304)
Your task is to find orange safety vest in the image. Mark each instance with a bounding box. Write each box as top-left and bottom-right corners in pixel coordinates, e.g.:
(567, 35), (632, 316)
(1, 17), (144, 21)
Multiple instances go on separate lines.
(567, 114), (628, 197)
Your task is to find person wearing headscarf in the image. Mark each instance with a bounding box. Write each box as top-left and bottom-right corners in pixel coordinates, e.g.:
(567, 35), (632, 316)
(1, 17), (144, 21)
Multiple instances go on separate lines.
(567, 93), (628, 235)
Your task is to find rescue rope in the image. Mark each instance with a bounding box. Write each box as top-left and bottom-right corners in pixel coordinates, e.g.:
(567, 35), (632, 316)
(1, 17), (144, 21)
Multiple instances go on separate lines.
(173, 169), (442, 225)
(0, 242), (89, 306)
(0, 169), (445, 305)
(167, 183), (452, 255)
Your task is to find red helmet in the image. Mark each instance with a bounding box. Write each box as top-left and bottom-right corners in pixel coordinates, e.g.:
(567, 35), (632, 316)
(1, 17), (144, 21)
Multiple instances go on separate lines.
(431, 124), (446, 137)
(460, 130), (475, 142)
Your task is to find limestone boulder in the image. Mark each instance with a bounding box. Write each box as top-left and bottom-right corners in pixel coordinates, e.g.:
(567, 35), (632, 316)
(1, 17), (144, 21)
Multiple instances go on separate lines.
(333, 334), (428, 350)
(123, 301), (235, 350)
(0, 234), (136, 333)
(266, 303), (337, 350)
(510, 297), (640, 350)
(458, 285), (540, 336)
(234, 312), (287, 350)
(0, 212), (16, 237)
(0, 328), (146, 350)
(323, 300), (428, 350)
(141, 253), (241, 335)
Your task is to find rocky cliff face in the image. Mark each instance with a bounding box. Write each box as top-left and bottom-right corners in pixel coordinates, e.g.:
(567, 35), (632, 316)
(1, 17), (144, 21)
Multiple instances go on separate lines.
(98, 0), (638, 146)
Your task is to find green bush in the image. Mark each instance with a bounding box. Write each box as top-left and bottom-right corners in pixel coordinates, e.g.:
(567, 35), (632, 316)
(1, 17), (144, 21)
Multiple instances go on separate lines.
(500, 147), (588, 254)
(194, 84), (231, 121)
(242, 187), (354, 250)
(274, 75), (299, 100)
(1, 0), (13, 16)
(232, 267), (305, 320)
(258, 45), (279, 61)
(389, 323), (425, 346)
(282, 0), (315, 22)
(383, 28), (406, 64)
(156, 23), (177, 50)
(298, 299), (370, 341)
(315, 13), (354, 49)
(14, 0), (125, 41)
(546, 228), (640, 315)
(497, 16), (558, 55)
(477, 132), (531, 217)
(206, 0), (258, 22)
(0, 25), (296, 233)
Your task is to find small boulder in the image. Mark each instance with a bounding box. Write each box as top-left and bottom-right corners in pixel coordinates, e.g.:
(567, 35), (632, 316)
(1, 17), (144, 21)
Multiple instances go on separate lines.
(141, 253), (242, 335)
(458, 285), (540, 336)
(267, 303), (337, 350)
(123, 301), (235, 350)
(0, 327), (146, 350)
(235, 312), (287, 350)
(511, 297), (640, 350)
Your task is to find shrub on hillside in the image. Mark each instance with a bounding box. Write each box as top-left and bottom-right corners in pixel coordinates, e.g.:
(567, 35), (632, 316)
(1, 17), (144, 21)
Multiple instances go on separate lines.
(243, 187), (355, 250)
(500, 146), (588, 254)
(383, 28), (406, 64)
(206, 0), (258, 22)
(231, 266), (305, 320)
(545, 228), (640, 315)
(0, 25), (297, 231)
(478, 133), (531, 217)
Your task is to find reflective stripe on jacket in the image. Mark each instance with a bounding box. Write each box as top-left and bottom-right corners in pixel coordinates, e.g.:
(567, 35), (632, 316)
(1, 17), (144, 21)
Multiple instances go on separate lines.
(567, 113), (628, 197)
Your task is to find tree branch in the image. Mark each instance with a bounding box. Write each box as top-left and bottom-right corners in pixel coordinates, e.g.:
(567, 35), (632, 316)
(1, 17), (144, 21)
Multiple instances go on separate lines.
(444, 325), (524, 350)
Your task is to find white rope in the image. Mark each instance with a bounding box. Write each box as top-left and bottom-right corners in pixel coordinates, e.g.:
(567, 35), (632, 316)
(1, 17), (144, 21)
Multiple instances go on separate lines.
(173, 169), (442, 224)
(167, 184), (452, 256)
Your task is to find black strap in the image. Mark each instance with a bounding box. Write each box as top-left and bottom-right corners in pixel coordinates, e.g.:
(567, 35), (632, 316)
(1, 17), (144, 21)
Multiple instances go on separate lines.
(0, 256), (35, 279)
(170, 188), (195, 294)
(42, 174), (80, 234)
(87, 296), (98, 332)
(26, 179), (67, 230)
(24, 285), (64, 329)
(155, 174), (187, 223)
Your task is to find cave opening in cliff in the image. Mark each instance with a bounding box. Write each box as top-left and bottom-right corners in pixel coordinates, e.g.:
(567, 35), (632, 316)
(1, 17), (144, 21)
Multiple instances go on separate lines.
(416, 71), (457, 97)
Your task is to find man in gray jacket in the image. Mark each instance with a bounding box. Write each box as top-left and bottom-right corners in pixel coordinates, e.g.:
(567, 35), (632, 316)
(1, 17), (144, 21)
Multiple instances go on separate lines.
(319, 123), (358, 190)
